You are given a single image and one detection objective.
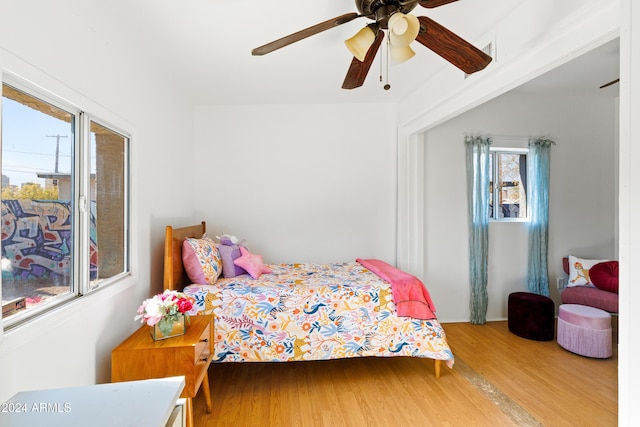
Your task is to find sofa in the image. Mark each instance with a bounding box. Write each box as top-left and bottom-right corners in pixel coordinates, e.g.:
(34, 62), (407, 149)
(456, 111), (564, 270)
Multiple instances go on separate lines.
(560, 256), (618, 313)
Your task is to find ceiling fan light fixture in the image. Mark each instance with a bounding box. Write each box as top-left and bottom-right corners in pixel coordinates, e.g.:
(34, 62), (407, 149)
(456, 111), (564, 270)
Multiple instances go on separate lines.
(390, 44), (416, 65)
(388, 13), (420, 47)
(345, 26), (376, 62)
(253, 0), (494, 89)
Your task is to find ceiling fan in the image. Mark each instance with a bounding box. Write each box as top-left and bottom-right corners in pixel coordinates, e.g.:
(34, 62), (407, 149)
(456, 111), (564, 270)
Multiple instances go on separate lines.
(251, 0), (492, 90)
(599, 78), (619, 89)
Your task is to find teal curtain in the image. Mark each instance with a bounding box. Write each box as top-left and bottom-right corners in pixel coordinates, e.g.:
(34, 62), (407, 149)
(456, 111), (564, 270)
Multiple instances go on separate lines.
(465, 135), (492, 324)
(527, 138), (555, 296)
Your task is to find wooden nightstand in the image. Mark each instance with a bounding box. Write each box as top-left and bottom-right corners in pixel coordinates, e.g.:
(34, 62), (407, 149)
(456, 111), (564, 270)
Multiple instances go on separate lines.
(112, 315), (214, 427)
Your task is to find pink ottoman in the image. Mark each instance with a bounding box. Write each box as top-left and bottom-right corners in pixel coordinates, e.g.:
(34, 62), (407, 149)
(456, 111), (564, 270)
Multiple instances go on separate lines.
(557, 304), (612, 358)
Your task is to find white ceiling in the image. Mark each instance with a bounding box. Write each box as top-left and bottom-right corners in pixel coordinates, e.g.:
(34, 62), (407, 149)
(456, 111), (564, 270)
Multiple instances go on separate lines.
(113, 0), (528, 105)
(515, 37), (620, 99)
(105, 0), (618, 105)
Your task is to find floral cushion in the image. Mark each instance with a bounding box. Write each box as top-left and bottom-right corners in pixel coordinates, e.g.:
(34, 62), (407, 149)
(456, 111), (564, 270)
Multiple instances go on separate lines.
(182, 235), (223, 285)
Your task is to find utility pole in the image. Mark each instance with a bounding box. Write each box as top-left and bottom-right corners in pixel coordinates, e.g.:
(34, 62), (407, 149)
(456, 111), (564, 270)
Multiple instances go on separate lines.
(45, 134), (68, 173)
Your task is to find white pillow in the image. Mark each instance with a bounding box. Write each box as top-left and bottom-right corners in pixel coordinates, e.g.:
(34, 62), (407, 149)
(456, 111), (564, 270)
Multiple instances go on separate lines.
(567, 255), (610, 287)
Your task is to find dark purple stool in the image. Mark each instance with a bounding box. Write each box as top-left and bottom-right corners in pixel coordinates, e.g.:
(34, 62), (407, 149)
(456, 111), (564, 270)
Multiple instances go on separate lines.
(508, 292), (555, 341)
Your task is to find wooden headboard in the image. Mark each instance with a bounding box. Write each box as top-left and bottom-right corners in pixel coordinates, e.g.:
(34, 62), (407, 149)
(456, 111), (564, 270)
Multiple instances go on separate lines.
(163, 221), (206, 291)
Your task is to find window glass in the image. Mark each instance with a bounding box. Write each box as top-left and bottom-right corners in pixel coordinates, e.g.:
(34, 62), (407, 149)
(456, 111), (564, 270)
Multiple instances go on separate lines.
(89, 121), (128, 290)
(489, 150), (528, 221)
(1, 84), (75, 318)
(1, 82), (130, 326)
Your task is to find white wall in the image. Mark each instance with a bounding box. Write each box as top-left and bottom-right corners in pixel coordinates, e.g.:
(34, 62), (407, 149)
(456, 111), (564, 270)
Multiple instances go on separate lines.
(618, 1), (640, 422)
(0, 1), (197, 401)
(422, 90), (616, 322)
(193, 104), (398, 264)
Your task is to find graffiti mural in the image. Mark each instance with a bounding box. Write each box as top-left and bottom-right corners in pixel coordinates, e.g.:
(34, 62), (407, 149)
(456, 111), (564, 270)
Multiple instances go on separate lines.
(1, 200), (97, 281)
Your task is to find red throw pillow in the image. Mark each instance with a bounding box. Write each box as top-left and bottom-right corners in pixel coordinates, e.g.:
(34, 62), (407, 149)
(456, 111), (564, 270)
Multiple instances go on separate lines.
(589, 261), (619, 293)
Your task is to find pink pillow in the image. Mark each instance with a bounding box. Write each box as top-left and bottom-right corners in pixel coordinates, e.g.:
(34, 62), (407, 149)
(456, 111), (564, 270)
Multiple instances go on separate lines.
(233, 246), (272, 279)
(589, 261), (619, 293)
(182, 236), (223, 285)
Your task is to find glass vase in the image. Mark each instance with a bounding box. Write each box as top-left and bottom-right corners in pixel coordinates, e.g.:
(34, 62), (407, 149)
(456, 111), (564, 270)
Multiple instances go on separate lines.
(151, 313), (187, 340)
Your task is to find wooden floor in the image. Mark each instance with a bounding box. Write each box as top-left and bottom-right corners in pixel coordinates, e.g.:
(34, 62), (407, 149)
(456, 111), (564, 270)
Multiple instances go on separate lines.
(193, 321), (617, 426)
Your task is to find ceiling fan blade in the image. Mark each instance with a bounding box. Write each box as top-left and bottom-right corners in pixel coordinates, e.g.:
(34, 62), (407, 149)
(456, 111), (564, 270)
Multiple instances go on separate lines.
(252, 13), (360, 56)
(342, 29), (384, 90)
(415, 16), (492, 74)
(418, 0), (458, 8)
(599, 78), (619, 89)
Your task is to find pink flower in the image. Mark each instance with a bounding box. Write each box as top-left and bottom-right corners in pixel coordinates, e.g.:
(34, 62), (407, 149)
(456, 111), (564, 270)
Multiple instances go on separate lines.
(144, 315), (163, 326)
(177, 298), (193, 313)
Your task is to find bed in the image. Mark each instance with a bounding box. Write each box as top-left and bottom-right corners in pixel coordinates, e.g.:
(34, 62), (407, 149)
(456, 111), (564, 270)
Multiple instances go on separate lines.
(163, 222), (454, 378)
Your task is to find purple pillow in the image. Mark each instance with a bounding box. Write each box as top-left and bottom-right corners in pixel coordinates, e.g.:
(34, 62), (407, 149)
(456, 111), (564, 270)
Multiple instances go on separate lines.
(589, 261), (619, 294)
(216, 243), (248, 278)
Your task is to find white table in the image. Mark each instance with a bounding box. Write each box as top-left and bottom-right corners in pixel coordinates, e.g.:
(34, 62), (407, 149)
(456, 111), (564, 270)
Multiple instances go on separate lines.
(0, 376), (185, 427)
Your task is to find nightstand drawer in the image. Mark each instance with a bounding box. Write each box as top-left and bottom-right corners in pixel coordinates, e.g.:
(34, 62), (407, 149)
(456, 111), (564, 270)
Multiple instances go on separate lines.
(192, 320), (213, 392)
(194, 322), (212, 364)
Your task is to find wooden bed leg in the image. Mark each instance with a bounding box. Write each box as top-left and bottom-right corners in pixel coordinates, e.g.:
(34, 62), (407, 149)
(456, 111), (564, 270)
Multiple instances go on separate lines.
(434, 359), (442, 378)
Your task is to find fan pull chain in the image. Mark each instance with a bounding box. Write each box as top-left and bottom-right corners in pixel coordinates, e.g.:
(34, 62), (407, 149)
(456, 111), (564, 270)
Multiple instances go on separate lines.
(384, 34), (391, 90)
(379, 40), (383, 84)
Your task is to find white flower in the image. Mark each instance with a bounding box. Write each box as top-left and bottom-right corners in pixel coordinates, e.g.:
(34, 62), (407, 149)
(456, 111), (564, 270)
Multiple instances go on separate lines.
(144, 299), (163, 318)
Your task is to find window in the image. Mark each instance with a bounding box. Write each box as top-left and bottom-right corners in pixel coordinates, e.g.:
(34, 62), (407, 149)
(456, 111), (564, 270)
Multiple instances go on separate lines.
(1, 79), (130, 328)
(489, 148), (528, 221)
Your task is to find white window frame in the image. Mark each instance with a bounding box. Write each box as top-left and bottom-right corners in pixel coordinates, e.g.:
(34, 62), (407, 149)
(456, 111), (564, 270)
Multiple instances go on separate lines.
(489, 147), (530, 223)
(1, 74), (132, 330)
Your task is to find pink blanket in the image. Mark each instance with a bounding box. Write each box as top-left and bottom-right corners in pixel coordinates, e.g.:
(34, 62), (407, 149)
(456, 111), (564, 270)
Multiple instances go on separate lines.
(356, 258), (437, 320)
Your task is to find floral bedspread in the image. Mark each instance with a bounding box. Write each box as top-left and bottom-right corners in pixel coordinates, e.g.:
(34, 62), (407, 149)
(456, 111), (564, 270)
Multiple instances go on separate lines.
(183, 262), (454, 367)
